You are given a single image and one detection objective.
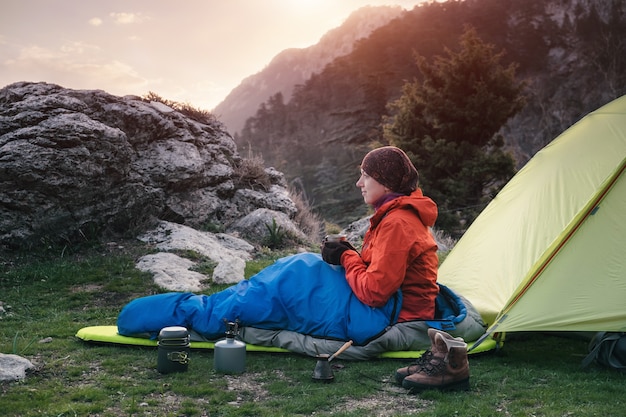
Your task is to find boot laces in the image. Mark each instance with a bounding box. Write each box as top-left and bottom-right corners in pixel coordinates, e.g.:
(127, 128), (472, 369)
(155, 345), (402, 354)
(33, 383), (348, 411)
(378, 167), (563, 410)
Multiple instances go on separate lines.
(406, 350), (435, 374)
(415, 355), (448, 376)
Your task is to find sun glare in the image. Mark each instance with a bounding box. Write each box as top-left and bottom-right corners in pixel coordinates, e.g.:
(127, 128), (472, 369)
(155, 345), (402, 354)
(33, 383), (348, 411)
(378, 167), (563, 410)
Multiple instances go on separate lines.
(282, 0), (333, 15)
(290, 0), (319, 8)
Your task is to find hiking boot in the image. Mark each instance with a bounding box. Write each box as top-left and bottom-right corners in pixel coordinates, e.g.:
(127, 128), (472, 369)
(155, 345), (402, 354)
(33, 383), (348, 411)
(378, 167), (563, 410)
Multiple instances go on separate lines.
(401, 330), (470, 393)
(394, 350), (435, 385)
(394, 328), (464, 385)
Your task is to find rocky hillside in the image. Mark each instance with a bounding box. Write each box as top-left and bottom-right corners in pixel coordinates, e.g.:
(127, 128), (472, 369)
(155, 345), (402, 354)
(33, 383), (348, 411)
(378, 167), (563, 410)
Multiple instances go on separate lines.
(0, 82), (312, 250)
(213, 5), (405, 135)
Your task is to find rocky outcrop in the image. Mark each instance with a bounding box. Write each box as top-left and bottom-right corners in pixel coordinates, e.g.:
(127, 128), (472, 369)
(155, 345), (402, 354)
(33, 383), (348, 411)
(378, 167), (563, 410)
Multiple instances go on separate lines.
(0, 82), (306, 250)
(137, 220), (256, 287)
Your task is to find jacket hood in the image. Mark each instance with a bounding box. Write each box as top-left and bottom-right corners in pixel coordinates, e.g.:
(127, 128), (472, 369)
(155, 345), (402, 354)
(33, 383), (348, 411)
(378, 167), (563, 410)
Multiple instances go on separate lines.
(372, 189), (438, 228)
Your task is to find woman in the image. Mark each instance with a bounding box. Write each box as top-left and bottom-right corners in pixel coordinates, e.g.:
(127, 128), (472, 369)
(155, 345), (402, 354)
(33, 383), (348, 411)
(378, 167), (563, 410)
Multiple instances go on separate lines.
(322, 145), (439, 322)
(117, 146), (440, 345)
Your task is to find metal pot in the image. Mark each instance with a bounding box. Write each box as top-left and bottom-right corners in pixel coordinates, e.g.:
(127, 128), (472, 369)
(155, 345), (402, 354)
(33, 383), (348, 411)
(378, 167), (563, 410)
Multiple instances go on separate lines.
(157, 326), (190, 374)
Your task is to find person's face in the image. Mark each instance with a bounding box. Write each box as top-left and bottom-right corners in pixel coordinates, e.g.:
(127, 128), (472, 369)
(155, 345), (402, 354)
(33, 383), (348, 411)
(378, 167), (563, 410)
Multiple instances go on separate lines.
(356, 170), (390, 205)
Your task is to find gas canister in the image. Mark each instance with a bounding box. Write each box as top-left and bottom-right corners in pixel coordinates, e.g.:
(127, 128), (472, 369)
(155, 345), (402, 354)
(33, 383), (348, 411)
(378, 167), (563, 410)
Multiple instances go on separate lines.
(214, 320), (246, 374)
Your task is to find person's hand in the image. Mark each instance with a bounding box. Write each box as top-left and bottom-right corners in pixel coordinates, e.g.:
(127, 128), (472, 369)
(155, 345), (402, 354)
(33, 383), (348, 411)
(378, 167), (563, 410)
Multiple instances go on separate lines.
(321, 240), (357, 265)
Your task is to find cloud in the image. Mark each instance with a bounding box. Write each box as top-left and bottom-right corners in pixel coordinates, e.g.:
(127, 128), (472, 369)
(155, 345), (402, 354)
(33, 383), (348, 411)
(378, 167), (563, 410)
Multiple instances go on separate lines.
(110, 12), (149, 25)
(59, 41), (99, 55)
(89, 17), (103, 27)
(3, 42), (150, 95)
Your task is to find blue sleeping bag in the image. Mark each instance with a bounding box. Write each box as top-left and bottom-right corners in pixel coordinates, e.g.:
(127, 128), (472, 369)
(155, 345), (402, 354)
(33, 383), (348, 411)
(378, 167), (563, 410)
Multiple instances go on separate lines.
(117, 252), (401, 345)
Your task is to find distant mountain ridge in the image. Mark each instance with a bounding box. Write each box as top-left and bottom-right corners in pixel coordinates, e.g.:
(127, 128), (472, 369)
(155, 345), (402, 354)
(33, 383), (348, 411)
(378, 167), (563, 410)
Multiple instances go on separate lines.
(213, 5), (405, 135)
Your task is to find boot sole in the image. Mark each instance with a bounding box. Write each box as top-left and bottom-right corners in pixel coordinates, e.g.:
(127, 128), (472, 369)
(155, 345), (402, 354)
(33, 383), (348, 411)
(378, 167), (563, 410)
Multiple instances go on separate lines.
(402, 377), (470, 393)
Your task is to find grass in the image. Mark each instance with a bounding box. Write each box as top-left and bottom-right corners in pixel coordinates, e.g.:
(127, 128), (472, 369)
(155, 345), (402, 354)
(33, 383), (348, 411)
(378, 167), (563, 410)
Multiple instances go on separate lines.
(1, 241), (625, 416)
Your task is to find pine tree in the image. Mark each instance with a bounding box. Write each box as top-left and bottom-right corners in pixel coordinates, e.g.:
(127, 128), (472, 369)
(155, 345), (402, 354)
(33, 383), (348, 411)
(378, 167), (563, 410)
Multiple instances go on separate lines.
(383, 27), (525, 236)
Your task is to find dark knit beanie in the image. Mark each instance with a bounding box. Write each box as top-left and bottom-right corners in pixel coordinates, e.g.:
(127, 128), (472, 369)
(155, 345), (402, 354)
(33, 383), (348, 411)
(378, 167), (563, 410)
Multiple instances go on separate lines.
(360, 146), (419, 195)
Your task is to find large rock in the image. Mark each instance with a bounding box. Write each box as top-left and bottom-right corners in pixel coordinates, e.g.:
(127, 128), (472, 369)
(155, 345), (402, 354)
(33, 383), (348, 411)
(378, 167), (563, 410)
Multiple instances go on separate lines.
(0, 353), (34, 382)
(230, 208), (308, 244)
(136, 252), (209, 291)
(0, 82), (304, 249)
(138, 220), (255, 287)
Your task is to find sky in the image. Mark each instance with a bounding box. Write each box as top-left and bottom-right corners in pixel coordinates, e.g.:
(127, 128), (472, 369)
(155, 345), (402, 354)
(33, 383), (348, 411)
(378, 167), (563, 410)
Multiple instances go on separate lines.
(0, 0), (425, 111)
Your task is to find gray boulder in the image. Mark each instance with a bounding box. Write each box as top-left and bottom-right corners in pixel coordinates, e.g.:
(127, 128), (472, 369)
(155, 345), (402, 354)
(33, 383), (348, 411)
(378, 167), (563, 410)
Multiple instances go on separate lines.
(138, 220), (255, 287)
(136, 216), (312, 290)
(0, 353), (34, 382)
(229, 208), (308, 246)
(0, 82), (306, 249)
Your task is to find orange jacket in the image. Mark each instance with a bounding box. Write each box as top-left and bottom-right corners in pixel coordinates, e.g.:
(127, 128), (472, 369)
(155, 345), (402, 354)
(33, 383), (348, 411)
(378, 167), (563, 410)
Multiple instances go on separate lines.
(341, 189), (439, 322)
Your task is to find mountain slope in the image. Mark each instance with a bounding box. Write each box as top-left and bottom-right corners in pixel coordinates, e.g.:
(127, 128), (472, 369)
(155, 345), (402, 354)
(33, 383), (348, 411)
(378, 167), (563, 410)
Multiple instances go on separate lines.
(212, 5), (405, 135)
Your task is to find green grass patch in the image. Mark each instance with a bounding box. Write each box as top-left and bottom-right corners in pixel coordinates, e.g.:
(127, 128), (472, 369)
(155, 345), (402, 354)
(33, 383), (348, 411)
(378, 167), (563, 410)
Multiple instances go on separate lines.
(1, 242), (625, 416)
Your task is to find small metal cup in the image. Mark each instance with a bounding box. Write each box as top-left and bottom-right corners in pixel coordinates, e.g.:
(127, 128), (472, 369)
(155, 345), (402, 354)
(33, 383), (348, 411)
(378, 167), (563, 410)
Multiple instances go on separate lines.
(324, 234), (346, 243)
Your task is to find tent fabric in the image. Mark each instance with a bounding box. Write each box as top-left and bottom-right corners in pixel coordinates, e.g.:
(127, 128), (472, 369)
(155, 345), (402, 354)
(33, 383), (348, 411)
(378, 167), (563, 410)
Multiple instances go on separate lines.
(438, 95), (626, 338)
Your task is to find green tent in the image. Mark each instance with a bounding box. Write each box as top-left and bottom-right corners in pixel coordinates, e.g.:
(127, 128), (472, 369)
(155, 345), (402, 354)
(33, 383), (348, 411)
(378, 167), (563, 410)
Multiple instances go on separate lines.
(438, 95), (626, 343)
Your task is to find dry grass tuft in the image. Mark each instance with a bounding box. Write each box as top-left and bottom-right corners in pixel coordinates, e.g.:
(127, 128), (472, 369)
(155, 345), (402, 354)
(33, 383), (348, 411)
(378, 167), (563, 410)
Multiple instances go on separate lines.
(289, 188), (323, 244)
(233, 154), (273, 191)
(143, 91), (218, 125)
